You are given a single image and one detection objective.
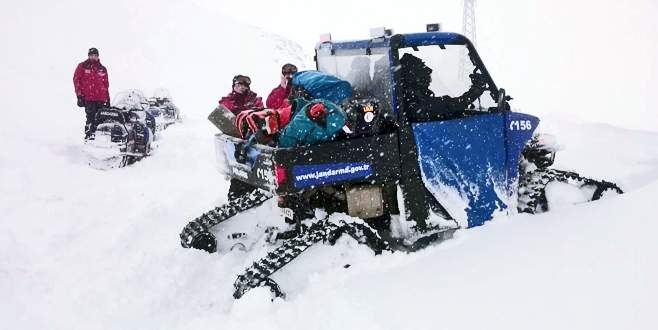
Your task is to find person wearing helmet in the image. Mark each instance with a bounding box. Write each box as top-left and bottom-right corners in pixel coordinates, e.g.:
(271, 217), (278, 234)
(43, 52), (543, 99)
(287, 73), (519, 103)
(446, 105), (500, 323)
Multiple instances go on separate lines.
(266, 63), (297, 109)
(73, 47), (111, 139)
(218, 75), (264, 114)
(216, 74), (265, 201)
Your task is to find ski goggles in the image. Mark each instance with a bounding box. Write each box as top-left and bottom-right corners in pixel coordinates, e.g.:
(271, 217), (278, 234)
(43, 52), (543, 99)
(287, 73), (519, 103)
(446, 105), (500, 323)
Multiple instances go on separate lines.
(233, 75), (251, 86)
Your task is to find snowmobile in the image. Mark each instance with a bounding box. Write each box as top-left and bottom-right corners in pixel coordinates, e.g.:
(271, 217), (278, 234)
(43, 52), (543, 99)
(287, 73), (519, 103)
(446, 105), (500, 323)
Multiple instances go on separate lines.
(84, 90), (157, 169)
(180, 28), (623, 299)
(147, 88), (181, 129)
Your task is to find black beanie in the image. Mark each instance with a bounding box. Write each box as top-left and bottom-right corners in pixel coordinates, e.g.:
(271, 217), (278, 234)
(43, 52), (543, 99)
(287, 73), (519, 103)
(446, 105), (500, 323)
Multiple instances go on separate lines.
(88, 48), (99, 56)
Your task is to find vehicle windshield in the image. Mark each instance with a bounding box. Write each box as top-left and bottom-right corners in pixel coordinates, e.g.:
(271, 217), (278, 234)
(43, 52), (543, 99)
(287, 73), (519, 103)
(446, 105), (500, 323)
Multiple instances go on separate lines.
(398, 44), (496, 109)
(316, 42), (497, 114)
(316, 47), (394, 113)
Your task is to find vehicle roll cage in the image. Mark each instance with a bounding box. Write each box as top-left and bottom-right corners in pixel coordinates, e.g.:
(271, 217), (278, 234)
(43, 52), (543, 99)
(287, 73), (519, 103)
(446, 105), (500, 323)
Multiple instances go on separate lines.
(315, 32), (500, 106)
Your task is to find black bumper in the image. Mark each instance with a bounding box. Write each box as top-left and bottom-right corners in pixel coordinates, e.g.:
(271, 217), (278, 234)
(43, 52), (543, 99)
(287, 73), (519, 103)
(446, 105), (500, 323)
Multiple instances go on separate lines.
(214, 133), (401, 194)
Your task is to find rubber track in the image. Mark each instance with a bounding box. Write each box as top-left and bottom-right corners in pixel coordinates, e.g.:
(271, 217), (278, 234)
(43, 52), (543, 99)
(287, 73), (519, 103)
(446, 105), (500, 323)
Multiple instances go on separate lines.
(518, 168), (623, 214)
(233, 219), (390, 299)
(179, 189), (272, 249)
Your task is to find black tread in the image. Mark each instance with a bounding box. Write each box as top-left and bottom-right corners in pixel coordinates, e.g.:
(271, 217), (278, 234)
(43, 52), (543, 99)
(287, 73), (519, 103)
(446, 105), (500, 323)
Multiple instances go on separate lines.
(179, 189), (272, 252)
(518, 167), (623, 214)
(232, 218), (391, 299)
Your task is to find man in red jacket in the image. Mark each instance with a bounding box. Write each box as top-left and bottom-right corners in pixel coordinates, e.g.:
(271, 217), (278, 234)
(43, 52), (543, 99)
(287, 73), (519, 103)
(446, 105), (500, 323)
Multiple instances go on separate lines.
(266, 63), (297, 109)
(73, 47), (110, 139)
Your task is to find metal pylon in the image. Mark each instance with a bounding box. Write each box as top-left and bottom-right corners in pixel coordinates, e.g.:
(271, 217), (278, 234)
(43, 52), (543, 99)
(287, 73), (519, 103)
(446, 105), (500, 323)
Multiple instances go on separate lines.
(460, 0), (476, 77)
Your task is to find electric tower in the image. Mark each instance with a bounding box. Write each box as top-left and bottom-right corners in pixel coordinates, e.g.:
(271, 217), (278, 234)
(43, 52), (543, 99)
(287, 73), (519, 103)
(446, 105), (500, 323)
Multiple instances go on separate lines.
(460, 0), (476, 77)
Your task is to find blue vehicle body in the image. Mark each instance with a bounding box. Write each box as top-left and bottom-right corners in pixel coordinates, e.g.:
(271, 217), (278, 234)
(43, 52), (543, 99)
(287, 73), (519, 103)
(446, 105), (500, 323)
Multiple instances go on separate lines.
(313, 31), (535, 228)
(216, 31), (538, 229)
(413, 112), (538, 227)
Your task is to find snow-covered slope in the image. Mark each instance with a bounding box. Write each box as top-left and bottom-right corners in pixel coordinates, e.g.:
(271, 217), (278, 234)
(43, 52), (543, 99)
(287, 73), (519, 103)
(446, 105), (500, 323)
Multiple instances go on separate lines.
(3, 113), (657, 330)
(2, 1), (657, 329)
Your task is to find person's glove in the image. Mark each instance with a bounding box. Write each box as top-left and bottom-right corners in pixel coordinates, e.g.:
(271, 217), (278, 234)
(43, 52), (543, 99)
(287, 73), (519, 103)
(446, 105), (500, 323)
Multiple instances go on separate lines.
(305, 103), (328, 127)
(246, 110), (278, 135)
(235, 110), (280, 139)
(469, 73), (486, 88)
(260, 110), (281, 135)
(235, 110), (255, 139)
(77, 96), (85, 107)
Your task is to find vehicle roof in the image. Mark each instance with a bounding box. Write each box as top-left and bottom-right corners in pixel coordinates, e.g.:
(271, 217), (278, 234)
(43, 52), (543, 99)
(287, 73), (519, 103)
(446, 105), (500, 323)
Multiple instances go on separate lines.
(315, 32), (468, 51)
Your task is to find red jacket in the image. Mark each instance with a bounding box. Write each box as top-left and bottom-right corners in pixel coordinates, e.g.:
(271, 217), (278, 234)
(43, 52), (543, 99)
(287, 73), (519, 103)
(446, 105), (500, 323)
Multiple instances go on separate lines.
(73, 59), (110, 102)
(266, 85), (291, 109)
(219, 91), (264, 114)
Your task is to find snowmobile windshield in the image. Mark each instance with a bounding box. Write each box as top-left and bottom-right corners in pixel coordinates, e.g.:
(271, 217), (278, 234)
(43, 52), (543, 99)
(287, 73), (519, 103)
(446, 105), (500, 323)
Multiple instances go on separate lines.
(316, 47), (394, 113)
(399, 44), (496, 110)
(113, 89), (148, 110)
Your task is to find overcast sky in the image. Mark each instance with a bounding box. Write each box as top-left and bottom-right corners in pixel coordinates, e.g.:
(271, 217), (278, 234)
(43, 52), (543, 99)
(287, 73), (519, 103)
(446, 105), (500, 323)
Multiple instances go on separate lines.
(2, 0), (656, 131)
(210, 0), (656, 53)
(204, 0), (463, 52)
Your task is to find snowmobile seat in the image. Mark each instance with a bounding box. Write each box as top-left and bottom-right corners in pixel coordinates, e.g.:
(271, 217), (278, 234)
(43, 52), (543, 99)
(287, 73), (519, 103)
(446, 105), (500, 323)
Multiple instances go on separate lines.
(95, 107), (128, 125)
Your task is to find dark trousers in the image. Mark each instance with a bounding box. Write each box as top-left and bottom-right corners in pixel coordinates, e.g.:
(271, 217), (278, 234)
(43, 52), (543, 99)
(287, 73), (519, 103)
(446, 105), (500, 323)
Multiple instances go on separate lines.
(84, 101), (105, 137)
(228, 178), (257, 201)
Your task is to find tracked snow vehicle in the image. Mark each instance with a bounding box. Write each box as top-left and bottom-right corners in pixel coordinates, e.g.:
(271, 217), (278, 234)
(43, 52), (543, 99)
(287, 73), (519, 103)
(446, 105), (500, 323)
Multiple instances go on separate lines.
(180, 28), (622, 299)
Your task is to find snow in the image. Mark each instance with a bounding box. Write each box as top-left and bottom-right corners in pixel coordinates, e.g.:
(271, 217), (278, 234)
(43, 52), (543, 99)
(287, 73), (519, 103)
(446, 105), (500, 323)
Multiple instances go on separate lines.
(2, 1), (658, 329)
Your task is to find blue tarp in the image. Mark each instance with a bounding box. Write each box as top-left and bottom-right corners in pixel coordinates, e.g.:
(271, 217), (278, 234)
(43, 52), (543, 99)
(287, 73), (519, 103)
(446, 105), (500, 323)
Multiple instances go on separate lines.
(291, 71), (352, 104)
